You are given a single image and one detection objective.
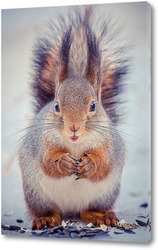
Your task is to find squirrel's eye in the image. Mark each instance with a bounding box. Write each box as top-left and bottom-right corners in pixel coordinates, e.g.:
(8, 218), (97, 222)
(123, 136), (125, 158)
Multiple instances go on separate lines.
(89, 101), (96, 112)
(54, 102), (60, 112)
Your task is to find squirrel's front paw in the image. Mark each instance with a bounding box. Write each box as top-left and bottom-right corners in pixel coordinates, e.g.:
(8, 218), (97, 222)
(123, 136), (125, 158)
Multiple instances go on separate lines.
(57, 153), (78, 177)
(76, 153), (97, 180)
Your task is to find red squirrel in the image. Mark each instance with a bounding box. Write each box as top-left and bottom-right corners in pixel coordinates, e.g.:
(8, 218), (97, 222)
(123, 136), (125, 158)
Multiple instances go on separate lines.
(19, 6), (127, 230)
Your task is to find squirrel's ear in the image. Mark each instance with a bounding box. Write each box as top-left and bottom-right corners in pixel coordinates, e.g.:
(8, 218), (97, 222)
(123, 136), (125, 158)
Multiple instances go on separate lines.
(56, 28), (72, 85)
(85, 26), (102, 100)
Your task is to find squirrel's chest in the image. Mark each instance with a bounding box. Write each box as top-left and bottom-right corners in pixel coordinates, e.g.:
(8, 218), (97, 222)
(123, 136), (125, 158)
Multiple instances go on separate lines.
(59, 132), (105, 159)
(38, 170), (112, 214)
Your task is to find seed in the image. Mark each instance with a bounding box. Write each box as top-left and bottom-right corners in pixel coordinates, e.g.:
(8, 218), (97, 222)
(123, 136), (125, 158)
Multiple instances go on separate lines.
(121, 223), (133, 230)
(61, 220), (67, 227)
(114, 229), (124, 234)
(118, 219), (126, 226)
(140, 202), (148, 208)
(16, 219), (24, 223)
(78, 158), (83, 163)
(20, 229), (26, 234)
(9, 225), (21, 231)
(100, 224), (108, 231)
(87, 223), (93, 227)
(135, 219), (147, 227)
(69, 231), (79, 238)
(124, 229), (136, 234)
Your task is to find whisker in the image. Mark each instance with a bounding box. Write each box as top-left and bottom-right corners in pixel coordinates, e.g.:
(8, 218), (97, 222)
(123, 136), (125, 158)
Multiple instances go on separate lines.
(86, 124), (137, 152)
(42, 128), (60, 139)
(87, 122), (143, 144)
(12, 122), (63, 137)
(15, 125), (60, 150)
(88, 114), (144, 129)
(86, 124), (114, 143)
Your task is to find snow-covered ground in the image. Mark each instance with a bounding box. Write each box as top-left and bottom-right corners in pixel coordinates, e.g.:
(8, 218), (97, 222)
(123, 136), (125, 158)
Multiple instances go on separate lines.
(1, 2), (151, 243)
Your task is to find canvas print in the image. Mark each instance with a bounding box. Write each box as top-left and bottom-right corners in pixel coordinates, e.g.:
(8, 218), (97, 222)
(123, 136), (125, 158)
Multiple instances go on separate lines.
(2, 2), (151, 243)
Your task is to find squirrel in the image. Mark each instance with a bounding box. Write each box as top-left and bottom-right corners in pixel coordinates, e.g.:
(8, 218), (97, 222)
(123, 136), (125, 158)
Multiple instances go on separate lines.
(19, 6), (127, 230)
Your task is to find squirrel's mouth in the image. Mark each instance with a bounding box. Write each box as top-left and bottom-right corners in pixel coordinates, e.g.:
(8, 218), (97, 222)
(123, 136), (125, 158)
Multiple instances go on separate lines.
(70, 135), (79, 142)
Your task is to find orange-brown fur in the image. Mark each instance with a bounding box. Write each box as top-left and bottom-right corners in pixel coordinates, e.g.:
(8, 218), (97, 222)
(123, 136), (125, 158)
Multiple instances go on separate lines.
(80, 211), (118, 227)
(42, 139), (111, 182)
(32, 211), (62, 230)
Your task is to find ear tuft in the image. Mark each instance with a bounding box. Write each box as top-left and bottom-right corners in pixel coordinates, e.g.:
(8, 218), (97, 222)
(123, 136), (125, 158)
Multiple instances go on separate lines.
(85, 25), (102, 99)
(57, 27), (72, 83)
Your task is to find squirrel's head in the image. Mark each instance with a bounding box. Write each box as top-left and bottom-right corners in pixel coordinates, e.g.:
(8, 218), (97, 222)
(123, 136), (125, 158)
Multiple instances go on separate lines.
(46, 24), (108, 144)
(46, 26), (109, 144)
(52, 77), (104, 143)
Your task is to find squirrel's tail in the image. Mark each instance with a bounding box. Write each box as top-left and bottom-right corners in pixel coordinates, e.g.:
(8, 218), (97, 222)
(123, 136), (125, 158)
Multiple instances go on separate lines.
(32, 6), (128, 124)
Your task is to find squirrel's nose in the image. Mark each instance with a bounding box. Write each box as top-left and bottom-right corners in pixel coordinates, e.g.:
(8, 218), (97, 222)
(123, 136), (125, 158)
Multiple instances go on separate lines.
(69, 124), (79, 133)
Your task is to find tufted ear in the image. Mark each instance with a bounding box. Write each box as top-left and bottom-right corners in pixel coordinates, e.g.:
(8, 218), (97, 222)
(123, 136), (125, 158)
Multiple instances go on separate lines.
(85, 25), (102, 100)
(56, 27), (72, 87)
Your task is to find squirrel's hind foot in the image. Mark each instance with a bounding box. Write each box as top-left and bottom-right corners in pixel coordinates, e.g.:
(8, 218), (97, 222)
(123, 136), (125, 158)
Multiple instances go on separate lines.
(80, 210), (118, 227)
(32, 212), (62, 230)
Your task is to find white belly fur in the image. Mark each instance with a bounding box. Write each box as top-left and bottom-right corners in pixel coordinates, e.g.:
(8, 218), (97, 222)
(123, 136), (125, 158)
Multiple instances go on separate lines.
(37, 168), (120, 214)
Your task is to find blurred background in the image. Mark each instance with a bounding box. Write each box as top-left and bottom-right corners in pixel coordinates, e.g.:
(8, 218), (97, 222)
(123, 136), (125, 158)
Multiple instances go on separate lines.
(1, 2), (151, 241)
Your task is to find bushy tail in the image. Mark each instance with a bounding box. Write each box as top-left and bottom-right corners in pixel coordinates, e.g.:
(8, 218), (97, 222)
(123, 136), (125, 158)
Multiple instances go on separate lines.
(32, 6), (128, 124)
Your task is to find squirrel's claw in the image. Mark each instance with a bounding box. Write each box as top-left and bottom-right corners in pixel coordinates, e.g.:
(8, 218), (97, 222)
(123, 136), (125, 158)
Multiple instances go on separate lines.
(83, 152), (91, 157)
(70, 171), (78, 176)
(68, 154), (78, 162)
